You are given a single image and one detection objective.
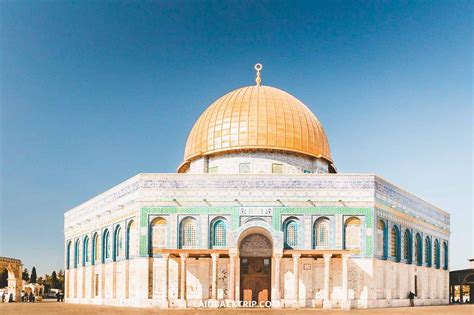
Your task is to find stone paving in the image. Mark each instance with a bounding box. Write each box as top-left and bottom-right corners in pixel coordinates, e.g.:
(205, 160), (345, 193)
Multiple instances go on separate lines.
(0, 301), (473, 315)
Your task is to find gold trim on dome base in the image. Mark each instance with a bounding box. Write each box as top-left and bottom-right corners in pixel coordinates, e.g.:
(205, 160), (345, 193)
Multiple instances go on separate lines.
(178, 85), (333, 173)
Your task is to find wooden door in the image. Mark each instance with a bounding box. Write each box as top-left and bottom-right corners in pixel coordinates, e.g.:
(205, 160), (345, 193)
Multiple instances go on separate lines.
(240, 258), (271, 305)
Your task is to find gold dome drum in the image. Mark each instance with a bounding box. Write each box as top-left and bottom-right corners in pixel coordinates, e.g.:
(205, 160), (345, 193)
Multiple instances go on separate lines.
(178, 85), (332, 173)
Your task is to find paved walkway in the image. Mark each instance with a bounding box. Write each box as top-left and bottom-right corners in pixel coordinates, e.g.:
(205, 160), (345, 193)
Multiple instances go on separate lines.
(0, 301), (473, 315)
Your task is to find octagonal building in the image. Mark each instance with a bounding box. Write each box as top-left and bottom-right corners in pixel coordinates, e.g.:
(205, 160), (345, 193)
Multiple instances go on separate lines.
(64, 66), (450, 309)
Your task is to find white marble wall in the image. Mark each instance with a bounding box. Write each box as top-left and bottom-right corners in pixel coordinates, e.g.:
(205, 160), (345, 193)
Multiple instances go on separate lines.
(65, 254), (449, 309)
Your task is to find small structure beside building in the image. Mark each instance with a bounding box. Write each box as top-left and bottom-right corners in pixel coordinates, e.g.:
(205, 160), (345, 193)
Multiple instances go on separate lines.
(22, 282), (44, 301)
(450, 258), (474, 304)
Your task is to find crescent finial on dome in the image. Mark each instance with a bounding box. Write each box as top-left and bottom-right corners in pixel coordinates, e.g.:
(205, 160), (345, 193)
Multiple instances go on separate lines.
(255, 63), (262, 86)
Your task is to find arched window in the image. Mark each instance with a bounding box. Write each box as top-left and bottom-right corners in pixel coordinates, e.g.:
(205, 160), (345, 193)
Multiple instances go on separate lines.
(180, 217), (197, 249)
(403, 229), (412, 263)
(283, 218), (299, 249)
(434, 240), (440, 269)
(376, 220), (387, 258)
(390, 226), (400, 261)
(211, 218), (227, 248)
(314, 217), (330, 248)
(114, 226), (123, 261)
(92, 233), (99, 265)
(66, 241), (72, 269)
(126, 220), (138, 259)
(150, 217), (168, 254)
(344, 217), (361, 249)
(424, 236), (431, 267)
(83, 236), (90, 265)
(74, 239), (80, 268)
(102, 229), (110, 262)
(415, 233), (422, 266)
(443, 241), (448, 270)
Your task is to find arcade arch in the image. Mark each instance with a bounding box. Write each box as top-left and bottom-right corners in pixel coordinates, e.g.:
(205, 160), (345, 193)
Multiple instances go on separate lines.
(0, 257), (22, 302)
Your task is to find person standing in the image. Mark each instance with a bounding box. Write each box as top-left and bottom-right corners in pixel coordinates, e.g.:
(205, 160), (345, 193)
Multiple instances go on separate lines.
(408, 291), (415, 307)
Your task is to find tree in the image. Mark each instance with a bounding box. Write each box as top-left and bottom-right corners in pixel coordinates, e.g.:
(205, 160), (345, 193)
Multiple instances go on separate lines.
(0, 268), (8, 288)
(30, 266), (37, 283)
(57, 269), (65, 290)
(22, 268), (30, 282)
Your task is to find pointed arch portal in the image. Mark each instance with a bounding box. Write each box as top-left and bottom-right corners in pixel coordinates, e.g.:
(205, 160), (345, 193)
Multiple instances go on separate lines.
(239, 233), (273, 305)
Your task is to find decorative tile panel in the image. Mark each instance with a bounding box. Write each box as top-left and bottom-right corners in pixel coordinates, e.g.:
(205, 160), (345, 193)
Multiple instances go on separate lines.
(139, 207), (239, 256)
(139, 206), (374, 257)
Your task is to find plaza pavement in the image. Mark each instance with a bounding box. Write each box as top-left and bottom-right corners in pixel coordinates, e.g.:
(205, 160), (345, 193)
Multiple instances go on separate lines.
(0, 300), (472, 315)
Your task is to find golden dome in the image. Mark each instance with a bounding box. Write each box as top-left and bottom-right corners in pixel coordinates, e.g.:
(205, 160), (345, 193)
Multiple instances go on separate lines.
(178, 85), (332, 173)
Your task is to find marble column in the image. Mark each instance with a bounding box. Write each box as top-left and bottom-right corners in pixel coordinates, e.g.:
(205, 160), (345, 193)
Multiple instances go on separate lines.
(65, 269), (69, 299)
(178, 253), (188, 306)
(112, 262), (117, 299)
(272, 253), (282, 305)
(235, 256), (240, 301)
(101, 264), (105, 299)
(323, 254), (332, 309)
(82, 265), (86, 298)
(211, 253), (219, 301)
(292, 253), (301, 306)
(228, 252), (236, 301)
(385, 262), (392, 300)
(90, 265), (95, 299)
(341, 254), (350, 309)
(74, 268), (78, 298)
(398, 264), (405, 301)
(162, 254), (170, 306)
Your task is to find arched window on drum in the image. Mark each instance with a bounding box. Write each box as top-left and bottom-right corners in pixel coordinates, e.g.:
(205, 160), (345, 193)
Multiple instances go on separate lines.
(424, 236), (432, 267)
(83, 236), (90, 265)
(150, 217), (168, 255)
(74, 239), (81, 268)
(283, 218), (299, 249)
(66, 241), (72, 269)
(344, 217), (361, 249)
(113, 226), (123, 261)
(180, 217), (198, 249)
(376, 220), (387, 258)
(390, 225), (401, 262)
(434, 239), (440, 269)
(102, 229), (111, 263)
(415, 233), (423, 266)
(92, 233), (99, 265)
(210, 218), (227, 248)
(403, 229), (412, 264)
(443, 241), (448, 270)
(314, 217), (330, 248)
(126, 220), (138, 259)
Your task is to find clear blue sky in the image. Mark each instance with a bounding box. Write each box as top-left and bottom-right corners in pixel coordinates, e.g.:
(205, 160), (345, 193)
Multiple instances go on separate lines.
(1, 1), (472, 275)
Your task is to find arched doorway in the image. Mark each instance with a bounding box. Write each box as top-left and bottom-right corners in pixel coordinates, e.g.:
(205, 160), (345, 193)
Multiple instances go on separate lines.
(0, 257), (22, 302)
(239, 233), (272, 305)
